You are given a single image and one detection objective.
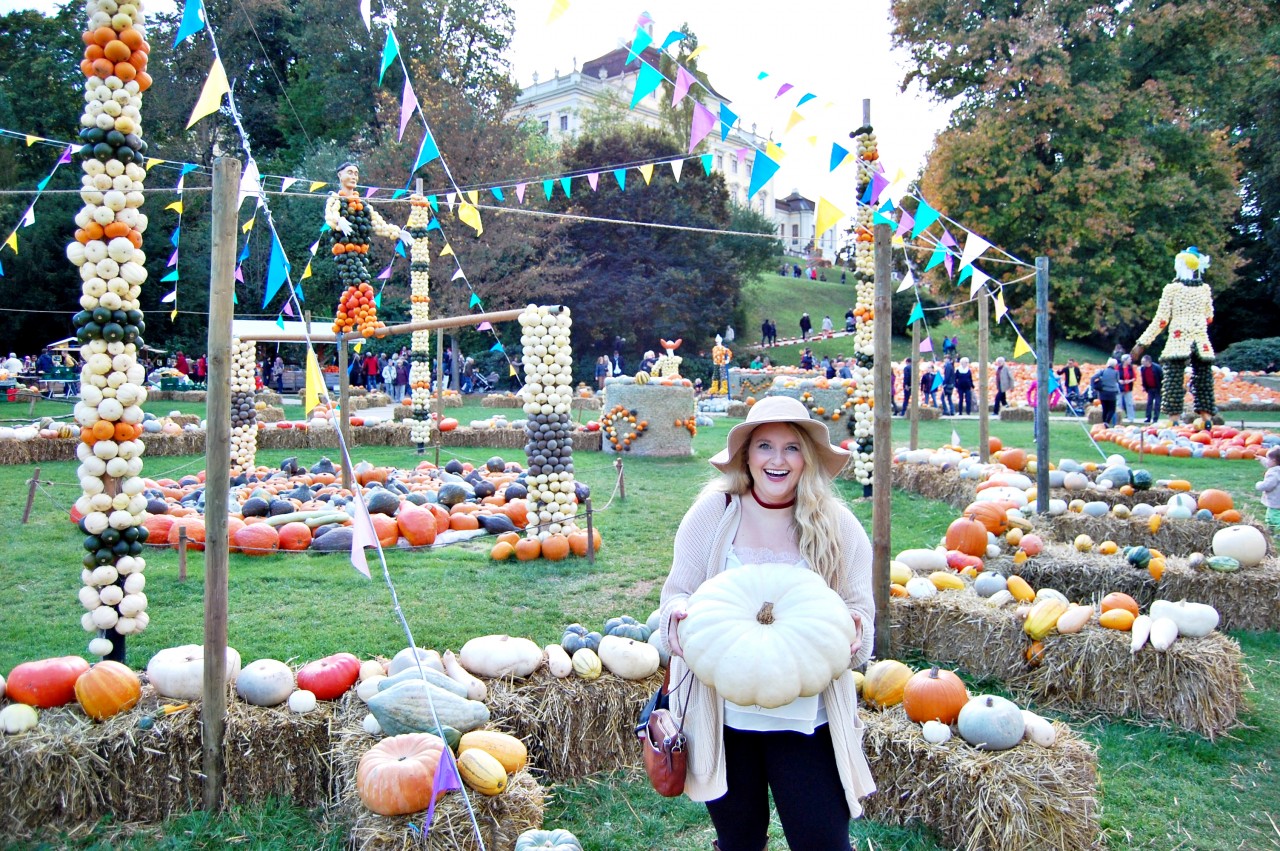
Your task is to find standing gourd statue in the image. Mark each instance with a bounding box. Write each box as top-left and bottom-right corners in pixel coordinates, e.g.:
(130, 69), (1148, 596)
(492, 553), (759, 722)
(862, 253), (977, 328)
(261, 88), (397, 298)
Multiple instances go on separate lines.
(326, 162), (415, 338)
(711, 335), (732, 396)
(652, 338), (684, 379)
(1132, 247), (1219, 425)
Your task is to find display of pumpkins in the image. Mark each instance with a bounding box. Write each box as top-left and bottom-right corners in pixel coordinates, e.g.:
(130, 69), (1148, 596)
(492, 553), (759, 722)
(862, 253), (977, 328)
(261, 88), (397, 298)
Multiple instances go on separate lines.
(357, 732), (447, 816)
(957, 694), (1025, 750)
(678, 564), (857, 708)
(901, 666), (968, 724)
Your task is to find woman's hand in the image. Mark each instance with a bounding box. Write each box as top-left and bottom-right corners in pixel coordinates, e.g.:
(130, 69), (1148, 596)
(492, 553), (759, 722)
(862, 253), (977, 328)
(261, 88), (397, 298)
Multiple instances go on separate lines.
(667, 610), (688, 658)
(849, 611), (863, 658)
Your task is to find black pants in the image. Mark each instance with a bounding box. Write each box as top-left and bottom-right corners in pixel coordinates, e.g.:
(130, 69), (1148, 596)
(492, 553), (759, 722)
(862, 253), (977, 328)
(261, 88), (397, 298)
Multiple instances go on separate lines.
(1145, 391), (1161, 422)
(1100, 395), (1117, 426)
(706, 725), (851, 851)
(993, 390), (1008, 414)
(957, 388), (973, 415)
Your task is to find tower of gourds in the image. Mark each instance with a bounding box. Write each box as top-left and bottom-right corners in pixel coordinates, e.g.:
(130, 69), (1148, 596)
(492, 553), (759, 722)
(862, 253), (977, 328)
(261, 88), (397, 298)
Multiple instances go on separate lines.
(66, 0), (155, 659)
(518, 305), (579, 539)
(846, 127), (879, 487)
(404, 194), (433, 446)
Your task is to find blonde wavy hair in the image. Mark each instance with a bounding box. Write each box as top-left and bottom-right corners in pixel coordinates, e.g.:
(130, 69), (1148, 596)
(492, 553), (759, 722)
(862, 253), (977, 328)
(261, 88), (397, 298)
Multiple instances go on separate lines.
(701, 423), (846, 589)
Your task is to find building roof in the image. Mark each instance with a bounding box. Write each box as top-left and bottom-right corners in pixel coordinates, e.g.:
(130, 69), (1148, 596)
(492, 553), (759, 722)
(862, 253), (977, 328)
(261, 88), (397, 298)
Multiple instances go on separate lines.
(580, 43), (728, 101)
(775, 191), (815, 213)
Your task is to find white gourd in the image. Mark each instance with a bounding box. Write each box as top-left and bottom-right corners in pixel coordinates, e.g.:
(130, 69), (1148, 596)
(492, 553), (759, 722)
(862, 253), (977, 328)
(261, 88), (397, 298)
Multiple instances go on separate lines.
(1021, 710), (1057, 747)
(921, 720), (951, 744)
(459, 635), (544, 678)
(1130, 615), (1152, 653)
(544, 644), (573, 678)
(1148, 617), (1180, 651)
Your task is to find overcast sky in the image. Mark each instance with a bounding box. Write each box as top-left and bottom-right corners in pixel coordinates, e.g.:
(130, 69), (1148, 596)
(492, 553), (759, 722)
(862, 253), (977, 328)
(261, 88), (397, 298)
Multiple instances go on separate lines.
(2, 0), (953, 199)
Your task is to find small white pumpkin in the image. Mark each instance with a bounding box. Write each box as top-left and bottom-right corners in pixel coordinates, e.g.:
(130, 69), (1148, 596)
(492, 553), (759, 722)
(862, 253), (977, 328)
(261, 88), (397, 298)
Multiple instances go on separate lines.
(1211, 525), (1268, 568)
(921, 720), (952, 744)
(358, 659), (386, 682)
(598, 635), (661, 680)
(147, 644), (242, 701)
(1020, 710), (1057, 747)
(1149, 599), (1219, 638)
(571, 647), (602, 680)
(288, 689), (318, 713)
(544, 644), (573, 678)
(236, 658), (295, 707)
(356, 676), (385, 703)
(459, 635), (544, 678)
(1148, 617), (1180, 652)
(905, 576), (939, 599)
(361, 713), (382, 735)
(1, 703), (39, 734)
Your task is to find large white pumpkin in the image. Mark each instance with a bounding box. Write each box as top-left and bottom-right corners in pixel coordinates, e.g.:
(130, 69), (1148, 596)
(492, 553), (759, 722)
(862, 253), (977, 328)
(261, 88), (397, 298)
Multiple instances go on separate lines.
(679, 564), (856, 708)
(1211, 525), (1268, 568)
(147, 644), (242, 701)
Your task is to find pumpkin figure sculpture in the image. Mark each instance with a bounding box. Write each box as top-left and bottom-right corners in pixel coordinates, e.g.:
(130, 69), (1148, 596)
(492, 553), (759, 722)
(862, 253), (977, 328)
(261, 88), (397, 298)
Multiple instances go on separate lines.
(710, 334), (732, 396)
(652, 337), (684, 379)
(1133, 247), (1219, 424)
(326, 162), (414, 338)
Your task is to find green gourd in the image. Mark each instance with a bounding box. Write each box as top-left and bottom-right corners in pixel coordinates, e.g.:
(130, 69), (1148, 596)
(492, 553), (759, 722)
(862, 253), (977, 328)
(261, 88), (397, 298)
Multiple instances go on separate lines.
(367, 680), (489, 736)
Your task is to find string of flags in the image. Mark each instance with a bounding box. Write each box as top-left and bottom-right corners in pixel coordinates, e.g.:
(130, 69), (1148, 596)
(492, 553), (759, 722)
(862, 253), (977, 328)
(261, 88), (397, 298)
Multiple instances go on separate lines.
(0, 143), (74, 275)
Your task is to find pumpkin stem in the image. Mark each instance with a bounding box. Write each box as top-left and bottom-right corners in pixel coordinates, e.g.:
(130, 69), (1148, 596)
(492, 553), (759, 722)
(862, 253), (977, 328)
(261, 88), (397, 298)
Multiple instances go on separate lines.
(756, 602), (775, 624)
(929, 665), (940, 678)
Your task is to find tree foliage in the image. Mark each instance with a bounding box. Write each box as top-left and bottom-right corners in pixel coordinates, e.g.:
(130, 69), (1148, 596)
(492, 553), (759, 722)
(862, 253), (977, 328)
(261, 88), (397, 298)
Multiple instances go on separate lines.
(892, 0), (1277, 347)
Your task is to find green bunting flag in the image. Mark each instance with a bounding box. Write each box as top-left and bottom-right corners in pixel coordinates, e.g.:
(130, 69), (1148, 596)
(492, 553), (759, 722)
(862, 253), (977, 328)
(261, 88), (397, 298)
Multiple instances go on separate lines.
(378, 29), (399, 86)
(924, 242), (948, 272)
(911, 199), (941, 238)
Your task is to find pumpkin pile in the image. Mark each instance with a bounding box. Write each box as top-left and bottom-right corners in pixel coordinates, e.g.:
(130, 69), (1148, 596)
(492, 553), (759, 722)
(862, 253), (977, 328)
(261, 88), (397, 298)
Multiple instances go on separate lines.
(1093, 422), (1279, 460)
(404, 194), (433, 445)
(552, 612), (663, 681)
(846, 126), (879, 487)
(64, 0), (156, 662)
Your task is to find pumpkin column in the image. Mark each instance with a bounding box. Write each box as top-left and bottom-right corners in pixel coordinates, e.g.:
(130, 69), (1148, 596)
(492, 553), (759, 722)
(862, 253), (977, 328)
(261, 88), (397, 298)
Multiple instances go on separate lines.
(848, 127), (880, 489)
(404, 194), (432, 447)
(66, 0), (155, 662)
(229, 338), (258, 475)
(518, 304), (580, 544)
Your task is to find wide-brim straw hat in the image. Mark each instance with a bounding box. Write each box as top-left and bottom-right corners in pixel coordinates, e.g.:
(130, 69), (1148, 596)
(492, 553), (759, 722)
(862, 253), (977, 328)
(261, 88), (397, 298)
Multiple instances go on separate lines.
(709, 395), (849, 478)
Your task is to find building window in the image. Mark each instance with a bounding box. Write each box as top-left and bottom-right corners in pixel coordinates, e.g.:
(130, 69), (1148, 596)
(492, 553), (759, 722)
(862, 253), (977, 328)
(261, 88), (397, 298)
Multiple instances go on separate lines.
(559, 115), (569, 131)
(716, 154), (724, 171)
(792, 224), (799, 238)
(731, 155), (738, 174)
(779, 224), (785, 236)
(540, 120), (549, 134)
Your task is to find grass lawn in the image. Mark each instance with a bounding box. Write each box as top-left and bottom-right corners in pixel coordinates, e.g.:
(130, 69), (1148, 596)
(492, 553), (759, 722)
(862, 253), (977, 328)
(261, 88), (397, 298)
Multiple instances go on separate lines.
(2, 415), (1278, 849)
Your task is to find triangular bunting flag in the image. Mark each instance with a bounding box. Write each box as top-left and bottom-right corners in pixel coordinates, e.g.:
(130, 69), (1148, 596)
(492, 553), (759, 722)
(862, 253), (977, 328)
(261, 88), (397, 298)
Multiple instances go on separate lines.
(560, 176), (572, 197)
(586, 172), (599, 190)
(895, 210), (914, 238)
(796, 92), (816, 107)
(687, 43), (707, 61)
(469, 293), (482, 309)
(907, 302), (924, 325)
(241, 217), (255, 233)
(490, 341), (504, 352)
(969, 266), (990, 298)
(187, 57), (230, 128)
(775, 82), (794, 98)
(670, 159), (683, 181)
(613, 169), (626, 190)
(784, 110), (804, 134)
(276, 314), (285, 330)
(348, 488), (376, 578)
(145, 157), (163, 171)
(661, 30), (686, 50)
(638, 163), (653, 185)
(872, 206), (895, 226)
(300, 261), (312, 281)
(1013, 333), (1032, 359)
(829, 143), (849, 172)
(896, 270), (916, 294)
(542, 179), (553, 200)
(24, 135), (39, 146)
(280, 177), (297, 193)
(672, 66), (696, 105)
(457, 202), (483, 235)
(5, 231), (20, 253)
(166, 248), (179, 267)
(688, 101), (716, 153)
(626, 27), (653, 64)
(398, 75), (419, 142)
(466, 190), (479, 205)
(994, 290), (1008, 321)
(491, 187), (504, 202)
(476, 321), (492, 331)
(547, 0), (569, 23)
(413, 128), (440, 171)
(700, 153), (713, 175)
(515, 183), (526, 203)
(439, 243), (453, 257)
(952, 428), (962, 447)
(261, 232), (291, 308)
(959, 232), (992, 270)
(719, 103), (738, 140)
(924, 242), (948, 272)
(427, 195), (438, 211)
(238, 160), (261, 209)
(423, 752), (463, 833)
(309, 181), (326, 192)
(911, 198), (941, 238)
(377, 263), (393, 280)
(919, 336), (933, 353)
(160, 289), (177, 303)
(173, 0), (206, 46)
(378, 29), (399, 86)
(20, 207), (34, 227)
(451, 267), (465, 280)
(166, 200), (184, 214)
(160, 270), (179, 282)
(630, 61), (663, 109)
(814, 197), (843, 239)
(746, 152), (779, 198)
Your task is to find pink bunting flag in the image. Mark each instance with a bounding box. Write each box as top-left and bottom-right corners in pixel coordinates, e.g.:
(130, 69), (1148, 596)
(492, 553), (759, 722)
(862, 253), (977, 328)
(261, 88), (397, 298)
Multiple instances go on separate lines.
(775, 82), (793, 98)
(365, 186), (378, 198)
(476, 321), (492, 331)
(167, 248), (179, 267)
(515, 183), (526, 203)
(349, 491), (376, 578)
(58, 145), (75, 165)
(689, 101), (716, 153)
(587, 172), (599, 190)
(398, 76), (419, 142)
(377, 263), (393, 280)
(234, 265), (244, 283)
(919, 336), (933, 353)
(895, 210), (914, 238)
(283, 300), (295, 317)
(672, 66), (696, 105)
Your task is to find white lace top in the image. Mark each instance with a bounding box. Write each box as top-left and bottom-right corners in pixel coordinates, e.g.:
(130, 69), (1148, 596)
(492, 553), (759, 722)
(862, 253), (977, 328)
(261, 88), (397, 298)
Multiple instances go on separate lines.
(721, 547), (828, 734)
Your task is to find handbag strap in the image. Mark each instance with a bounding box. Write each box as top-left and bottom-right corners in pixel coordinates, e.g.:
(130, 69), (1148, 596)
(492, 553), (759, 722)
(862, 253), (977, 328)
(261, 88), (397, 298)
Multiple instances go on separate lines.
(664, 668), (694, 737)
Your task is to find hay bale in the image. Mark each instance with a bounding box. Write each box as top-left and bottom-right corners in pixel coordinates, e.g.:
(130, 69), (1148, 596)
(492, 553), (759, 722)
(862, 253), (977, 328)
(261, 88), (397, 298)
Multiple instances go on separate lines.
(891, 463), (980, 511)
(889, 594), (1248, 738)
(167, 414), (200, 427)
(1040, 513), (1271, 561)
(1085, 408), (1102, 425)
(256, 391), (283, 407)
(1, 686), (336, 841)
(999, 406), (1035, 422)
(987, 544), (1280, 633)
(570, 396), (601, 411)
(256, 406), (285, 423)
(726, 401), (749, 418)
(484, 668), (663, 781)
(330, 700), (543, 851)
(600, 384), (696, 457)
(861, 707), (1100, 851)
(481, 394), (523, 409)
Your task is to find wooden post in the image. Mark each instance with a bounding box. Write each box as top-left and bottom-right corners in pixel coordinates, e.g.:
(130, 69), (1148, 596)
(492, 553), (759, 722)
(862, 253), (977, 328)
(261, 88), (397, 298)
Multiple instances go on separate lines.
(909, 318), (920, 450)
(201, 155), (239, 814)
(435, 327), (445, 468)
(871, 219), (893, 662)
(584, 497), (595, 566)
(614, 456), (625, 500)
(336, 333), (351, 491)
(1139, 428), (1145, 463)
(978, 290), (991, 463)
(21, 466), (39, 524)
(1034, 256), (1050, 515)
(178, 527), (188, 582)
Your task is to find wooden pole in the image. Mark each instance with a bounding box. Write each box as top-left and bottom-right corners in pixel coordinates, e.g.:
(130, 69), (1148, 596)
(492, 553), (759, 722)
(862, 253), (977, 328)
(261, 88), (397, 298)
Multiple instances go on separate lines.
(336, 333), (351, 491)
(871, 219), (893, 662)
(1035, 257), (1050, 515)
(21, 467), (39, 524)
(614, 456), (625, 500)
(909, 319), (920, 450)
(178, 528), (188, 582)
(435, 327), (444, 469)
(978, 290), (991, 462)
(584, 497), (595, 566)
(377, 308), (527, 338)
(201, 155), (239, 814)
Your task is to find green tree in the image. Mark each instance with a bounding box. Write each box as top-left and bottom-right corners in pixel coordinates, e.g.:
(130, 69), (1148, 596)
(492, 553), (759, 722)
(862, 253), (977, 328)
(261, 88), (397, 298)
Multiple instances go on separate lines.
(891, 0), (1252, 345)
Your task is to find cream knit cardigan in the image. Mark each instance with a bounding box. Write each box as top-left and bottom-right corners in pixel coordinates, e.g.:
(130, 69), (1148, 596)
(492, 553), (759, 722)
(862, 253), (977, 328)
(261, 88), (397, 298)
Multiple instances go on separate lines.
(658, 490), (877, 816)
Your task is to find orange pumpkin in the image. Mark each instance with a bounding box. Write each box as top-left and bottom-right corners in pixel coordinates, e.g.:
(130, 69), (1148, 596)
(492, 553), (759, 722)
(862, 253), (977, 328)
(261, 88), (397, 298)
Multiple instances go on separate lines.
(568, 528), (602, 557)
(167, 517), (206, 551)
(357, 733), (447, 816)
(144, 513), (175, 546)
(496, 531), (520, 547)
(490, 541), (515, 560)
(988, 436), (1003, 453)
(233, 523), (279, 555)
(997, 448), (1027, 471)
(901, 665), (969, 724)
(425, 503), (452, 535)
(449, 513), (480, 531)
(396, 507), (437, 547)
(514, 537), (541, 561)
(541, 534), (571, 560)
(1100, 592), (1139, 618)
(963, 501), (1010, 536)
(277, 522), (313, 551)
(371, 513), (400, 547)
(944, 517), (988, 558)
(74, 660), (141, 720)
(1196, 489), (1233, 515)
(503, 500), (529, 529)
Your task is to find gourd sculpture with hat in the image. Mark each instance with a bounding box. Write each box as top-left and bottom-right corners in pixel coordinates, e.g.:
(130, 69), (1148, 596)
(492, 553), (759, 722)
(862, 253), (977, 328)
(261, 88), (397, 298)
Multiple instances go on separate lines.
(710, 334), (732, 396)
(1132, 247), (1220, 426)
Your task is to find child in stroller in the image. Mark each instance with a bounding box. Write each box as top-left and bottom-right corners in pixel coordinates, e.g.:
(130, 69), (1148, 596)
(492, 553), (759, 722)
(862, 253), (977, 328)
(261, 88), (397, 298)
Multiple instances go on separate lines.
(471, 370), (499, 393)
(1063, 384), (1093, 416)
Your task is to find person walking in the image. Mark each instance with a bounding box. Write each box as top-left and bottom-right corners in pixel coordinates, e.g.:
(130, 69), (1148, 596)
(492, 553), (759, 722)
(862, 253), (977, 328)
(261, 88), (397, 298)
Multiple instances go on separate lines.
(921, 361), (938, 408)
(462, 357), (476, 394)
(273, 354), (285, 394)
(363, 351), (379, 391)
(595, 355), (609, 390)
(1057, 359), (1082, 398)
(1140, 355), (1164, 423)
(395, 356), (410, 402)
(821, 315), (834, 336)
(194, 354), (208, 383)
(660, 396), (876, 850)
(941, 354), (956, 415)
(900, 357), (913, 416)
(382, 357), (398, 399)
(1118, 355), (1137, 422)
(993, 357), (1014, 415)
(174, 351), (190, 376)
(954, 357), (974, 415)
(768, 319), (777, 347)
(1092, 358), (1122, 426)
(799, 313), (812, 342)
(844, 309), (855, 333)
(760, 318), (770, 347)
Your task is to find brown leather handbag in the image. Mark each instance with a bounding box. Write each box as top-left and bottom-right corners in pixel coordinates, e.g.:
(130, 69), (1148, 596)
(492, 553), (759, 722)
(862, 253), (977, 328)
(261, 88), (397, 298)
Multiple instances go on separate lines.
(637, 667), (689, 797)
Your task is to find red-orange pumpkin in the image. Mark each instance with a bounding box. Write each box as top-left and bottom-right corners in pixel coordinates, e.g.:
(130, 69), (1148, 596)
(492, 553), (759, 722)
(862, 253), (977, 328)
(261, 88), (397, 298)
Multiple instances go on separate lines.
(568, 528), (602, 557)
(1196, 489), (1234, 515)
(541, 534), (570, 561)
(396, 507), (438, 547)
(167, 517), (206, 551)
(357, 733), (447, 816)
(963, 501), (1011, 536)
(944, 517), (988, 558)
(371, 513), (400, 547)
(514, 537), (541, 561)
(74, 660), (141, 720)
(945, 550), (984, 572)
(233, 523), (279, 555)
(425, 503), (452, 535)
(901, 665), (969, 724)
(1100, 592), (1139, 617)
(997, 447), (1027, 471)
(277, 522), (313, 551)
(143, 513), (174, 545)
(6, 656), (91, 708)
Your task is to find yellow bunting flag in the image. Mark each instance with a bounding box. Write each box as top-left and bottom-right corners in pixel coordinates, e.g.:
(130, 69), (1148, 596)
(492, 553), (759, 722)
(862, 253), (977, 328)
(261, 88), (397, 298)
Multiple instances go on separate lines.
(439, 243), (454, 257)
(187, 57), (230, 129)
(457, 202), (483, 235)
(304, 348), (326, 414)
(25, 135), (40, 146)
(509, 364), (518, 377)
(765, 141), (786, 161)
(309, 181), (326, 192)
(241, 217), (255, 233)
(994, 291), (1008, 322)
(547, 0), (569, 23)
(4, 232), (17, 253)
(639, 163), (654, 185)
(466, 190), (479, 205)
(806, 135), (818, 147)
(687, 44), (707, 62)
(145, 157), (163, 171)
(1013, 333), (1032, 359)
(170, 306), (178, 321)
(300, 261), (312, 281)
(784, 110), (804, 134)
(166, 201), (184, 214)
(815, 197), (844, 239)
